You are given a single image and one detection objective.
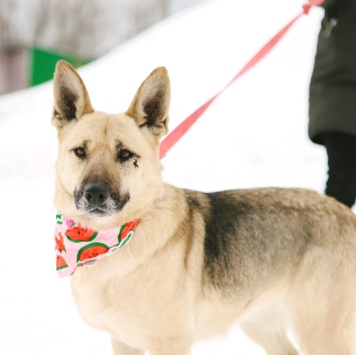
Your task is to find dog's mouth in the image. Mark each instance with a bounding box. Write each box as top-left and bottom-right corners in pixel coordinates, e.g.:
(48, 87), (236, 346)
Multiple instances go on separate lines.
(84, 206), (116, 218)
(73, 183), (130, 218)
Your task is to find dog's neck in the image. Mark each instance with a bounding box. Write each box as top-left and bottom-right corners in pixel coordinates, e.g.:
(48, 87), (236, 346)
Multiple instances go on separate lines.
(55, 213), (139, 278)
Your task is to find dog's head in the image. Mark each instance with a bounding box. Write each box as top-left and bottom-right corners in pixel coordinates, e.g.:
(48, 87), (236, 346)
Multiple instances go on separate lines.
(52, 61), (170, 227)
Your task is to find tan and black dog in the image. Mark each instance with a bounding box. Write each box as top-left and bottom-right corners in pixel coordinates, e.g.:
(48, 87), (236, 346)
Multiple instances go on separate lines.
(52, 60), (356, 355)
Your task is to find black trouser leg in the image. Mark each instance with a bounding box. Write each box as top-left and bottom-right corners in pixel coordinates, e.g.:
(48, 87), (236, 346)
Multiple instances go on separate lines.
(322, 133), (356, 208)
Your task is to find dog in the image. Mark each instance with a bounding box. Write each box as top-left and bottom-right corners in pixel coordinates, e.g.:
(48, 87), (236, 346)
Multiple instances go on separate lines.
(52, 60), (356, 355)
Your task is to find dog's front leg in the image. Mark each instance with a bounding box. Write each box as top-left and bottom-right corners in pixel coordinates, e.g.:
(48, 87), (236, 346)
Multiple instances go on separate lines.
(111, 338), (145, 355)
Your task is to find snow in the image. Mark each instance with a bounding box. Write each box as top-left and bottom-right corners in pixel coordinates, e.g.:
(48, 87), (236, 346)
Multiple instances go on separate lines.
(0, 0), (324, 353)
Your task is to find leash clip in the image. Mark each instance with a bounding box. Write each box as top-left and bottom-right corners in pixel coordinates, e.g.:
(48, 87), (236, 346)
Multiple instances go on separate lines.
(302, 0), (325, 15)
(302, 3), (312, 15)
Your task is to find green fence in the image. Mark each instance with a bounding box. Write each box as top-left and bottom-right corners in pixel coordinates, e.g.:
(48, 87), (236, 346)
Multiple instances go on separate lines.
(30, 47), (92, 87)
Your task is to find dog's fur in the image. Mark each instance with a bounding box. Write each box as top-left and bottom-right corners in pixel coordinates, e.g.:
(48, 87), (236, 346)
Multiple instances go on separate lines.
(52, 60), (356, 355)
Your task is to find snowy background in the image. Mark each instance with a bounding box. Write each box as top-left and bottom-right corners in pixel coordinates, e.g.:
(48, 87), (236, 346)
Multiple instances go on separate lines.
(0, 0), (325, 353)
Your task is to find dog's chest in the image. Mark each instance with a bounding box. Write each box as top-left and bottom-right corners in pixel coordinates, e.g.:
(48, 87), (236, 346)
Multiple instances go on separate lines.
(70, 267), (151, 347)
(69, 249), (191, 346)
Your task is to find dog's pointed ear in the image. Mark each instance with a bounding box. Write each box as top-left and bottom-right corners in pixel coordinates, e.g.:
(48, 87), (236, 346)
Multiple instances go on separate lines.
(126, 67), (170, 140)
(52, 60), (94, 129)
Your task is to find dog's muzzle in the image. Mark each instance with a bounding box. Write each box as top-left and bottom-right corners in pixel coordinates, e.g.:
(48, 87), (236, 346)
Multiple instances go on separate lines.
(74, 182), (130, 218)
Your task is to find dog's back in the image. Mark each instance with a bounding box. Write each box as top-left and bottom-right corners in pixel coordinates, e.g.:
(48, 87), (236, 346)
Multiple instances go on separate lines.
(196, 187), (356, 295)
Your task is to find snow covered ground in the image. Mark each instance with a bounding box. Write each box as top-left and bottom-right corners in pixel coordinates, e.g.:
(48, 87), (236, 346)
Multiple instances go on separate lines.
(0, 0), (325, 353)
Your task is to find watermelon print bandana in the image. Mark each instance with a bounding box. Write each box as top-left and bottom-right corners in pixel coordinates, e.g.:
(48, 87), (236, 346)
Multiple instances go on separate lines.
(55, 213), (139, 278)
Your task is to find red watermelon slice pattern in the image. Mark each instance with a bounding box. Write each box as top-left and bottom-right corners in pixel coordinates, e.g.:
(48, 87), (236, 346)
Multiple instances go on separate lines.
(56, 255), (68, 270)
(65, 226), (98, 243)
(55, 232), (66, 253)
(77, 242), (110, 263)
(118, 220), (138, 247)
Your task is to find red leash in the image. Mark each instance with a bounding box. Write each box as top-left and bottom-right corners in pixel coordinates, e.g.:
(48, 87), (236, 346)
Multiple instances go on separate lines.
(159, 0), (324, 158)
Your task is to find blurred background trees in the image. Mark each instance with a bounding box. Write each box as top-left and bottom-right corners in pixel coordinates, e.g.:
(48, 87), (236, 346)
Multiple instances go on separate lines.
(0, 0), (203, 94)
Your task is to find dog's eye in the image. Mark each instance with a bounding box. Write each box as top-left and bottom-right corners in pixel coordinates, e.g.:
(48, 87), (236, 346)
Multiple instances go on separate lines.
(117, 149), (133, 162)
(73, 147), (86, 159)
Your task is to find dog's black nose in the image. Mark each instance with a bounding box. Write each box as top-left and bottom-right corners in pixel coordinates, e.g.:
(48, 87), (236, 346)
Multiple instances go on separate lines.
(84, 182), (109, 205)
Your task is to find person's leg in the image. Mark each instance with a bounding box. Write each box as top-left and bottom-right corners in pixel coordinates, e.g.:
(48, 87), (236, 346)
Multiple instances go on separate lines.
(322, 133), (356, 207)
